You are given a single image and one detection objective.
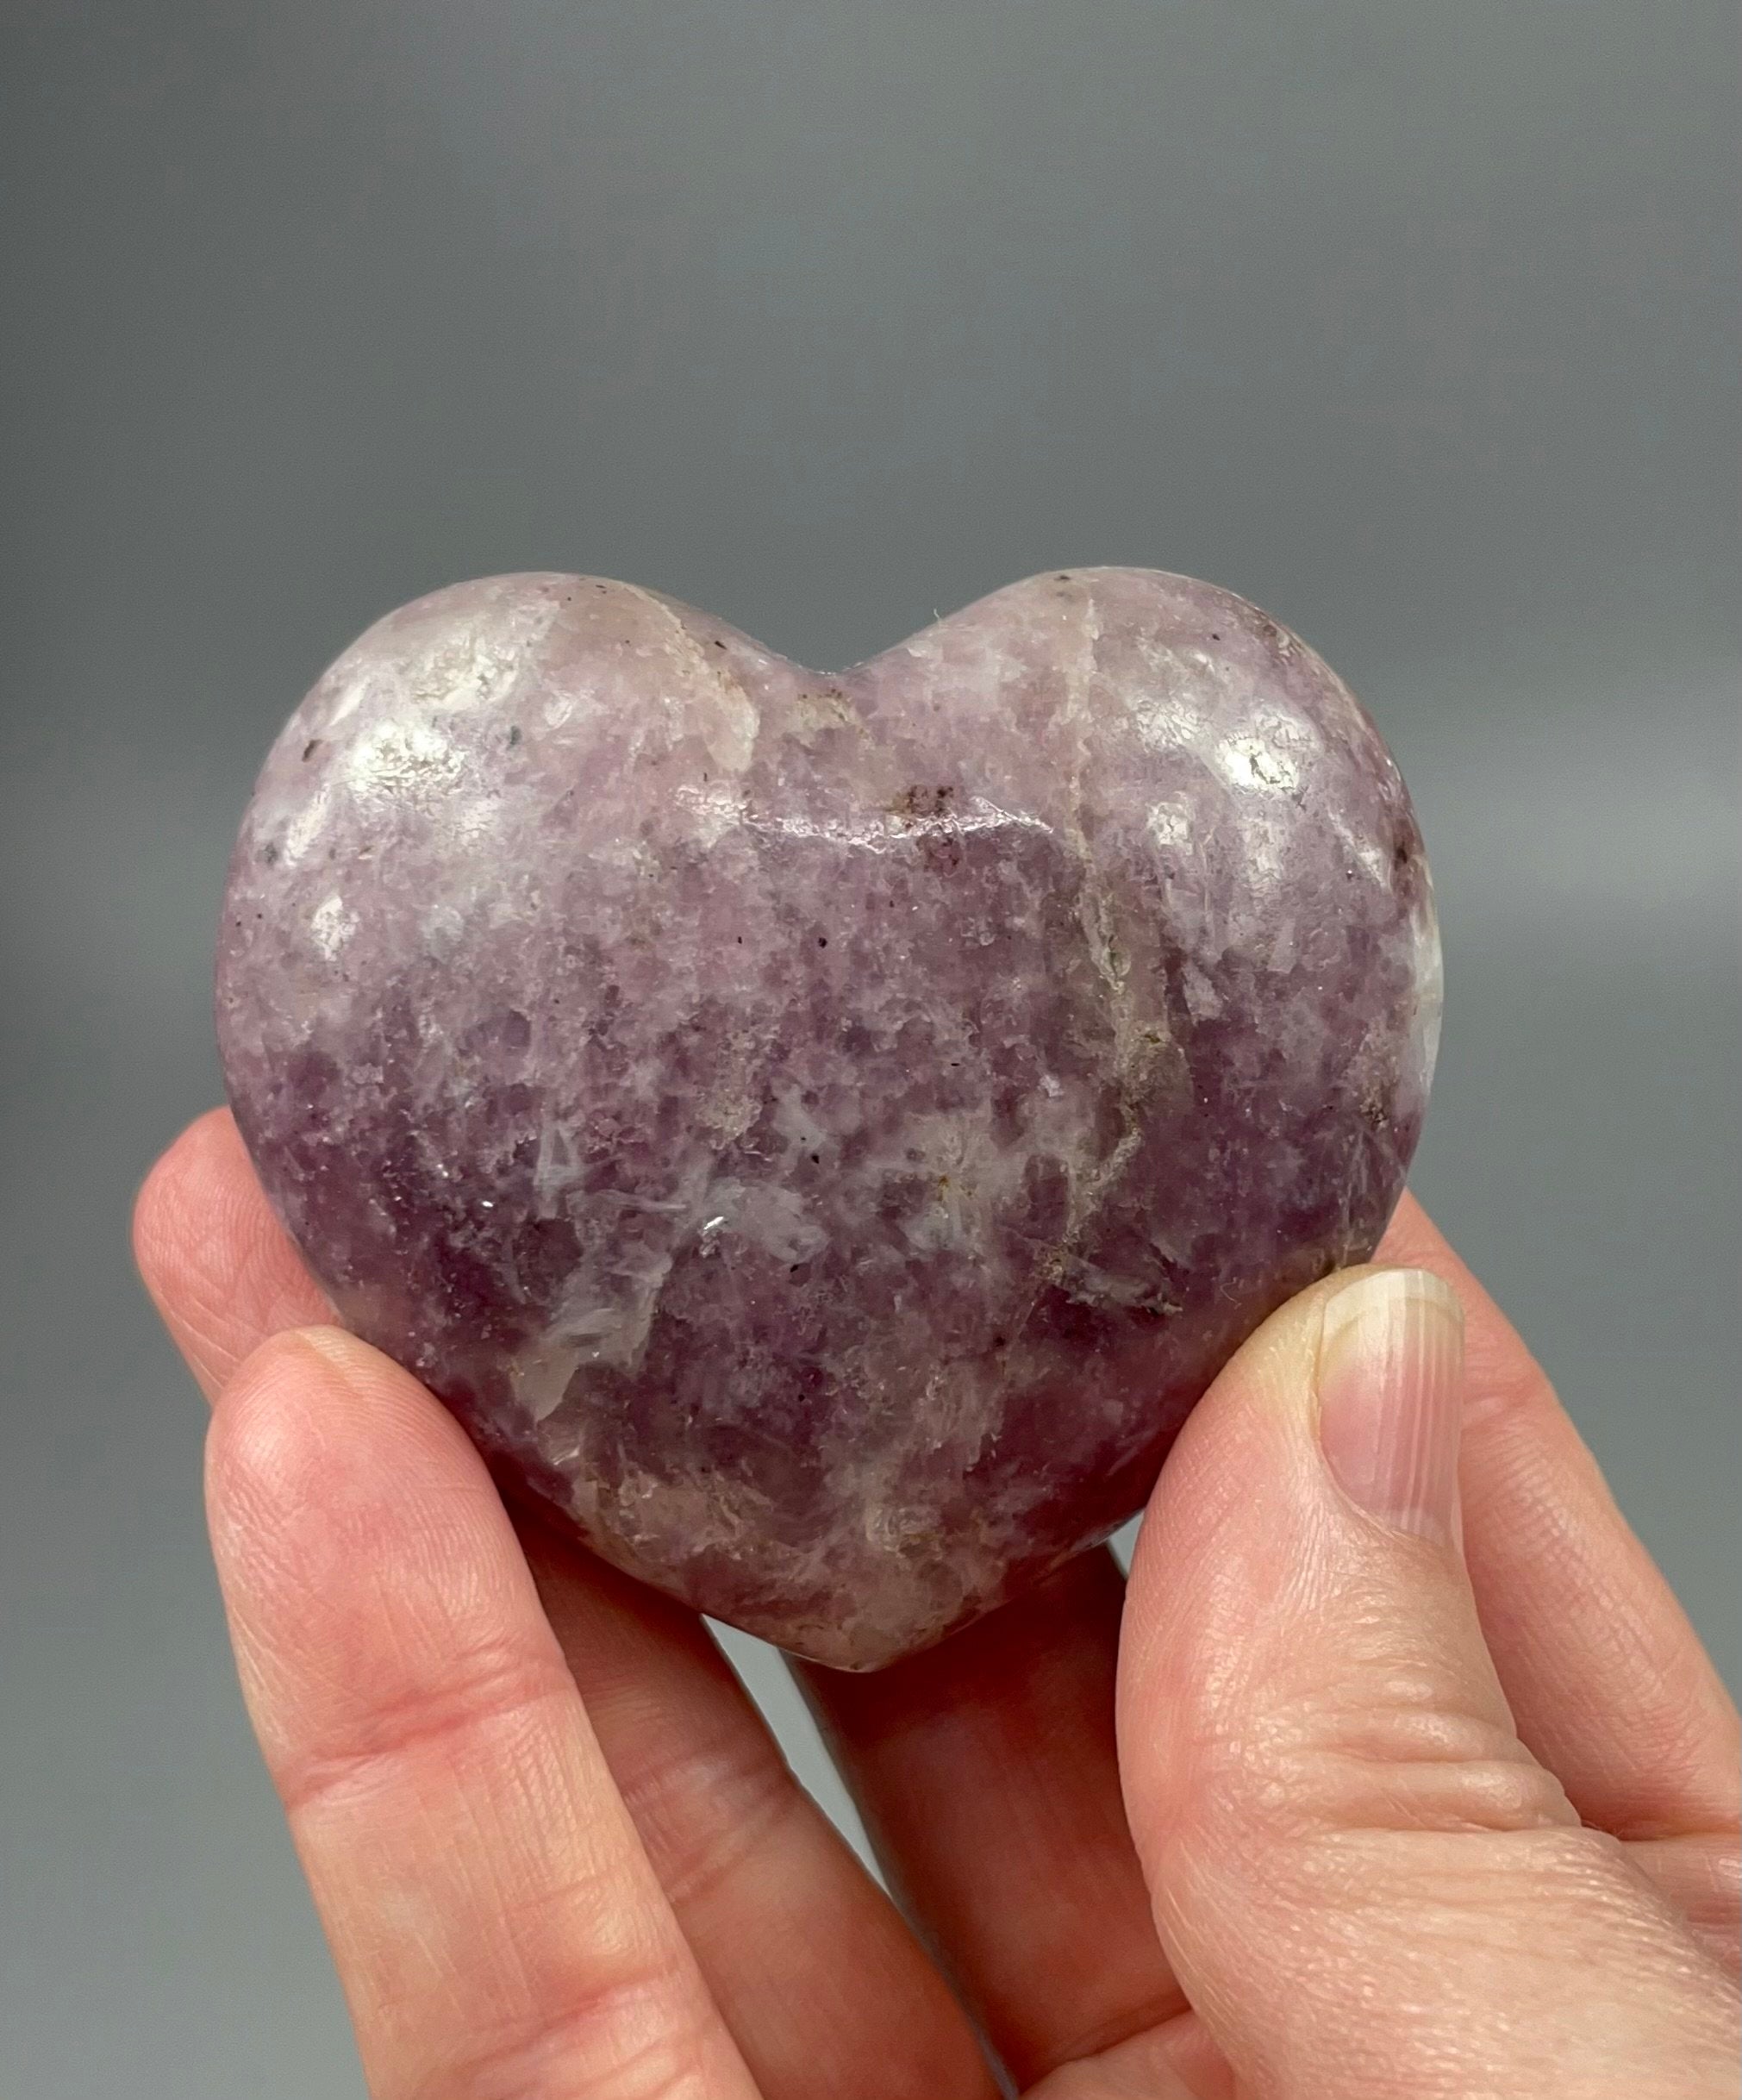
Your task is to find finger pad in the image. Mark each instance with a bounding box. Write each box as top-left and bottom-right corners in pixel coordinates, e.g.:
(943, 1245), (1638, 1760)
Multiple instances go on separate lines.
(208, 1329), (555, 1774)
(135, 1109), (332, 1394)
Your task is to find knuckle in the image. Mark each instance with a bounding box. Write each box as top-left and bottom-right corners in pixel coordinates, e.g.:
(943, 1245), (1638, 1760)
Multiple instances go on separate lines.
(409, 1967), (721, 2100)
(1233, 1666), (1578, 1840)
(273, 1638), (576, 1820)
(610, 1724), (804, 1914)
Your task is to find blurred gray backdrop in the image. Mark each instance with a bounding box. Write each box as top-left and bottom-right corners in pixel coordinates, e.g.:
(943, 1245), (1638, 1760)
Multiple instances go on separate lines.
(3, 3), (1737, 2094)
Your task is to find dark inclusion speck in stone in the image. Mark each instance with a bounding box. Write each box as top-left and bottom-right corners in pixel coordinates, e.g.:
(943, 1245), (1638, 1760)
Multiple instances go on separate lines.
(215, 567), (1442, 1669)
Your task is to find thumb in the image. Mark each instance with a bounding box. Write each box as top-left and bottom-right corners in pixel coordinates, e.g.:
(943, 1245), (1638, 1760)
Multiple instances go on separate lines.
(1117, 1266), (1735, 2100)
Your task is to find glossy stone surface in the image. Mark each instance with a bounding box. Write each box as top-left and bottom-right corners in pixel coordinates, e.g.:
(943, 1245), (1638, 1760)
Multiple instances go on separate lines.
(216, 569), (1440, 1667)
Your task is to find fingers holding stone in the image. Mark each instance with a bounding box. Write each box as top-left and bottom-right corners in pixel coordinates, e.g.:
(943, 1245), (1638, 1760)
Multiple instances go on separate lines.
(146, 1113), (995, 2099)
(1376, 1194), (1739, 1846)
(798, 1549), (1187, 2092)
(518, 1524), (997, 2100)
(207, 1324), (762, 2100)
(134, 1108), (331, 1400)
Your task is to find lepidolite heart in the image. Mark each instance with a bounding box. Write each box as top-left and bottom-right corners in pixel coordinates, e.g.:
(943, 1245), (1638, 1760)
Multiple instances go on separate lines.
(216, 567), (1440, 1667)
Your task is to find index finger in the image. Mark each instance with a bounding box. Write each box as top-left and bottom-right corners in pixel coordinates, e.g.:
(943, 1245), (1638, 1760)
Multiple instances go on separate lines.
(133, 1107), (333, 1397)
(1377, 1192), (1738, 1842)
(209, 1322), (761, 2100)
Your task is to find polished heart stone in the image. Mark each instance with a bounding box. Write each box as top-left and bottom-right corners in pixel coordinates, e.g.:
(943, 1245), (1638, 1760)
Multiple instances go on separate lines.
(216, 568), (1441, 1668)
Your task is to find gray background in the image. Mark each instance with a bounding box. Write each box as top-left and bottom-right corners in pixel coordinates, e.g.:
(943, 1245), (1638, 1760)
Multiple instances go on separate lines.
(3, 3), (1737, 2093)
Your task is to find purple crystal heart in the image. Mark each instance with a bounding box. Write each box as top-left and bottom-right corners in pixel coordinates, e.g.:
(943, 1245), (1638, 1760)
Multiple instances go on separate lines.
(216, 568), (1440, 1667)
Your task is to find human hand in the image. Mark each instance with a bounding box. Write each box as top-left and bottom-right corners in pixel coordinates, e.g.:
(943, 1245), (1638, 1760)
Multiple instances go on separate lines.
(135, 1110), (1739, 2098)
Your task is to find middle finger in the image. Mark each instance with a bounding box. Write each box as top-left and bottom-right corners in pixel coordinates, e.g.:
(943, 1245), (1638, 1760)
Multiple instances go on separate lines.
(519, 1518), (998, 2097)
(799, 1547), (1186, 2091)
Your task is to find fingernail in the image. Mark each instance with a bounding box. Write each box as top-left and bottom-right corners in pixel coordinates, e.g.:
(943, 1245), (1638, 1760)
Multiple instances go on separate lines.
(1316, 1268), (1464, 1543)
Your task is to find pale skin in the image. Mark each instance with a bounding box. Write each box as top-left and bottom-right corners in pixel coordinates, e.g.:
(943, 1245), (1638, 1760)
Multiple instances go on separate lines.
(135, 1109), (1739, 2099)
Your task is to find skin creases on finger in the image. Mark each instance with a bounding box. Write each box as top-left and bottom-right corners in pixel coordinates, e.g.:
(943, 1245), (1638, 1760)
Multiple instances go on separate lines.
(1118, 1267), (1742, 2100)
(515, 1520), (999, 2100)
(207, 1322), (763, 2100)
(1621, 1833), (1742, 1982)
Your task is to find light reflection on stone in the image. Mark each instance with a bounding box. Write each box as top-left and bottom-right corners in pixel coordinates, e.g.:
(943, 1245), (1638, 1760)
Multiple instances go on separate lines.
(217, 567), (1439, 1669)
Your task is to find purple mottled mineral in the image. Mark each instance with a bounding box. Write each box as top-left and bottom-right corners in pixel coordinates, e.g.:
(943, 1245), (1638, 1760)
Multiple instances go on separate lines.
(216, 569), (1440, 1667)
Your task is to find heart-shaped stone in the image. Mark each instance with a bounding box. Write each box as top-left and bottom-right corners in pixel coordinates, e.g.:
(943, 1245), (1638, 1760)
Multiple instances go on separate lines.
(217, 568), (1439, 1667)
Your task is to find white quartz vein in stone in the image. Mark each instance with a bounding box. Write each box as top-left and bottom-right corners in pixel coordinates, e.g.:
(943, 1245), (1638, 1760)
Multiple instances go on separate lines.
(626, 583), (760, 779)
(742, 797), (1054, 853)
